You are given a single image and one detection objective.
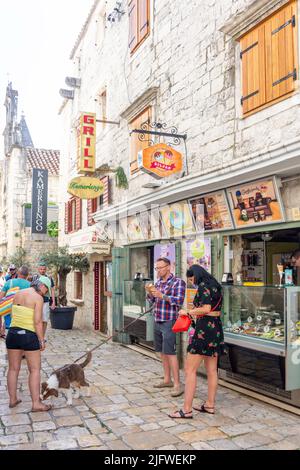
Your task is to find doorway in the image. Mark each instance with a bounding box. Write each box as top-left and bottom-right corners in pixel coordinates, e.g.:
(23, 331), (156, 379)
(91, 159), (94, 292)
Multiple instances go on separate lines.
(94, 261), (109, 333)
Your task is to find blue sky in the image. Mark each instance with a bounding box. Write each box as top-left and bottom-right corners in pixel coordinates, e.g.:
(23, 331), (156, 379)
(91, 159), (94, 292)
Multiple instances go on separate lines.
(0, 0), (94, 152)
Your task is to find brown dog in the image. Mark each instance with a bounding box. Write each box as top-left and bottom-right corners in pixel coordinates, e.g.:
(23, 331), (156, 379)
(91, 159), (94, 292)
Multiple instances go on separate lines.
(41, 351), (92, 405)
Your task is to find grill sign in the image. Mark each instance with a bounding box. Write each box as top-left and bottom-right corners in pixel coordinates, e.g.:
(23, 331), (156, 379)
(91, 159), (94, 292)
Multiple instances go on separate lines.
(138, 143), (183, 179)
(31, 168), (48, 234)
(77, 112), (96, 173)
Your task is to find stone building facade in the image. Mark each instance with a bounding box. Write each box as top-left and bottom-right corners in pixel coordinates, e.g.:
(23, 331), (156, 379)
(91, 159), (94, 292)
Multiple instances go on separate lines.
(59, 0), (300, 334)
(0, 83), (60, 270)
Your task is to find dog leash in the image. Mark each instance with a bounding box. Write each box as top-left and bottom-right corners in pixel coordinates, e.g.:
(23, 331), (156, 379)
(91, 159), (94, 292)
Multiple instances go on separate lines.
(52, 305), (154, 373)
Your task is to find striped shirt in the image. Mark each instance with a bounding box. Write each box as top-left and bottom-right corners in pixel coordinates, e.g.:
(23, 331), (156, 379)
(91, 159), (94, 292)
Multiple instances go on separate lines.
(148, 274), (186, 322)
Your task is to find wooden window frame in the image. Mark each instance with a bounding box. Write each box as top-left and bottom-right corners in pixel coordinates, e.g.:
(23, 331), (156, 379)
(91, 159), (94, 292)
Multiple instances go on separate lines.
(129, 0), (150, 55)
(129, 106), (152, 176)
(67, 197), (82, 233)
(239, 0), (298, 117)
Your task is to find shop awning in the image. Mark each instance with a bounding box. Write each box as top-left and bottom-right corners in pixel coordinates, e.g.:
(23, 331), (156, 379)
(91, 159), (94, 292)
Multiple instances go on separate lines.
(68, 227), (111, 256)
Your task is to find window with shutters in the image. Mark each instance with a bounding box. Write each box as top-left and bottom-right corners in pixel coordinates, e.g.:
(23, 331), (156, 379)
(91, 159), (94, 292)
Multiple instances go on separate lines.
(128, 0), (150, 54)
(65, 197), (82, 233)
(239, 0), (298, 115)
(129, 107), (151, 175)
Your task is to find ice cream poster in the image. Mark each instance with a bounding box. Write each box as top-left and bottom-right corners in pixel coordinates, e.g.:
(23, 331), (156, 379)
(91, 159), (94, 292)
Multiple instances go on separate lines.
(154, 243), (176, 282)
(186, 238), (211, 273)
(160, 201), (195, 238)
(189, 191), (233, 232)
(227, 177), (285, 228)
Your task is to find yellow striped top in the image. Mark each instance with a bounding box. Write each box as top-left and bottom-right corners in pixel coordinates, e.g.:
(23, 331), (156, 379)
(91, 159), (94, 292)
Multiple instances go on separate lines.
(10, 305), (35, 333)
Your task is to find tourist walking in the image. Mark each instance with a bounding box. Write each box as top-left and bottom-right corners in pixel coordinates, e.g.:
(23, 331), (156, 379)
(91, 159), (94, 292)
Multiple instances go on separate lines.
(146, 257), (186, 397)
(33, 261), (55, 335)
(0, 266), (31, 336)
(5, 276), (52, 412)
(169, 265), (224, 418)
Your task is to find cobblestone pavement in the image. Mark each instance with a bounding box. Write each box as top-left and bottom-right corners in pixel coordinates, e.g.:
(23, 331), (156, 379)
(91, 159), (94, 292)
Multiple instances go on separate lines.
(0, 328), (300, 450)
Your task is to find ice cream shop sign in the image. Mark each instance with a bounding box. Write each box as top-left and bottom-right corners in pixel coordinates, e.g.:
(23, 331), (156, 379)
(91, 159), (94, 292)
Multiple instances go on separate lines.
(138, 143), (183, 179)
(77, 112), (96, 173)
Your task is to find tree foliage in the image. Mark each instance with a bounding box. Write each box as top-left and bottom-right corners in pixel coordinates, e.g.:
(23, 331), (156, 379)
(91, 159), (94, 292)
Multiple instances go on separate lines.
(40, 246), (90, 306)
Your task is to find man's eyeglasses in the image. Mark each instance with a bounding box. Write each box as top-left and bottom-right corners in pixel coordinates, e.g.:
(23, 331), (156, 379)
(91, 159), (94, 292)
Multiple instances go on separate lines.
(155, 265), (169, 271)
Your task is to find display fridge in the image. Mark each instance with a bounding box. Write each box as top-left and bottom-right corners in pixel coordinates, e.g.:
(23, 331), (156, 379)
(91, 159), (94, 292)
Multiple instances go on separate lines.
(219, 285), (300, 406)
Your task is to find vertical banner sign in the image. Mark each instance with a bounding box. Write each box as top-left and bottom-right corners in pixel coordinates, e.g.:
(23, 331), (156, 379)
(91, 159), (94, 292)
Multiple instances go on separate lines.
(31, 168), (48, 234)
(77, 112), (96, 173)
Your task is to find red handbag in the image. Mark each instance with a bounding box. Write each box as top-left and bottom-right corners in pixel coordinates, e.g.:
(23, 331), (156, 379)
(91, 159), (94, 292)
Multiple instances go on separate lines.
(172, 315), (191, 333)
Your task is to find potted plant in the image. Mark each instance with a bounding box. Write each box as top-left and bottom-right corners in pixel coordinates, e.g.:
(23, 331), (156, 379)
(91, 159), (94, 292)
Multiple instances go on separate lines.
(40, 246), (90, 330)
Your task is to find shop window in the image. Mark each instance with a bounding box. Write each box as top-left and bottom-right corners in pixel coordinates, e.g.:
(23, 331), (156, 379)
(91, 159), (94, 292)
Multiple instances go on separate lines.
(87, 177), (109, 225)
(74, 271), (83, 300)
(128, 0), (150, 54)
(240, 0), (298, 116)
(65, 197), (82, 233)
(129, 107), (151, 175)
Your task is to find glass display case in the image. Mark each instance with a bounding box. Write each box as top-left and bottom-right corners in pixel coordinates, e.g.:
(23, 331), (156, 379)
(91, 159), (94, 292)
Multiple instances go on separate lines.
(222, 286), (287, 350)
(220, 286), (300, 399)
(122, 280), (154, 342)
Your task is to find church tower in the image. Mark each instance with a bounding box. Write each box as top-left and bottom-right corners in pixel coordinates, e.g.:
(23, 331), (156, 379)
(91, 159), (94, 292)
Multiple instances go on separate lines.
(2, 82), (33, 154)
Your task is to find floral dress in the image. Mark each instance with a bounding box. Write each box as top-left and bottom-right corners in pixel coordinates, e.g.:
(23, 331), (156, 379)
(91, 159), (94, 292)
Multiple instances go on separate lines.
(187, 282), (225, 357)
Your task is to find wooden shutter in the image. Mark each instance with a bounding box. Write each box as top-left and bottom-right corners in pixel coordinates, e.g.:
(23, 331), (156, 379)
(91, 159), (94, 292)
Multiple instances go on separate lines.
(101, 176), (109, 208)
(130, 107), (151, 175)
(139, 0), (149, 43)
(64, 202), (69, 234)
(75, 197), (82, 231)
(128, 0), (138, 52)
(265, 1), (297, 104)
(87, 199), (95, 226)
(240, 24), (266, 114)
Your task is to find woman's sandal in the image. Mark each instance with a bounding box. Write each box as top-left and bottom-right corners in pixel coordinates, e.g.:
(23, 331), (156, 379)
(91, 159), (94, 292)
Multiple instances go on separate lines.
(168, 409), (193, 419)
(193, 404), (215, 414)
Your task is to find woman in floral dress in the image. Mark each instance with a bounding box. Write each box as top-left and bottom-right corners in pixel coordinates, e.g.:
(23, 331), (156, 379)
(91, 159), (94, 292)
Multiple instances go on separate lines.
(169, 265), (224, 419)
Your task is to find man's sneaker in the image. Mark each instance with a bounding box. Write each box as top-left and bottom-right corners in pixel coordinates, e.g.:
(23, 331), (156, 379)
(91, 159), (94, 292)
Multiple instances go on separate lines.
(171, 386), (184, 397)
(153, 381), (174, 388)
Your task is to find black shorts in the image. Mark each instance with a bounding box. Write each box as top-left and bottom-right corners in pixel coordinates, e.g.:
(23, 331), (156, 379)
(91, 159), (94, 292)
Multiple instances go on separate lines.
(6, 327), (40, 351)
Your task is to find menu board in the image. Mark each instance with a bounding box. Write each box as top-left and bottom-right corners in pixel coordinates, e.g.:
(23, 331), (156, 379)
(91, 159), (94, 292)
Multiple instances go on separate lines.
(227, 177), (285, 228)
(189, 191), (233, 232)
(160, 201), (195, 238)
(154, 243), (176, 282)
(186, 288), (197, 310)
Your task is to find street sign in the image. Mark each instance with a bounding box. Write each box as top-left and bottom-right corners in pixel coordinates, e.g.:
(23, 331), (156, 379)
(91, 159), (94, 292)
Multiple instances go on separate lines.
(31, 168), (48, 234)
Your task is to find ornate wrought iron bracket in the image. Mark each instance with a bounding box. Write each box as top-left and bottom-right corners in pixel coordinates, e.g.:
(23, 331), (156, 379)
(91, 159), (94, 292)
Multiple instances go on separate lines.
(130, 122), (189, 175)
(130, 122), (187, 147)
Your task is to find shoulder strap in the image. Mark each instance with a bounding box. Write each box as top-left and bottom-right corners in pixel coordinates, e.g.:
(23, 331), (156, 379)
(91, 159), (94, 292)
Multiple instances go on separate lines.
(211, 295), (222, 312)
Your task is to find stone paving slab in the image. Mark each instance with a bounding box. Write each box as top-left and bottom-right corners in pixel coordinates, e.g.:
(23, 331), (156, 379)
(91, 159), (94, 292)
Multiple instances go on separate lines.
(0, 328), (300, 450)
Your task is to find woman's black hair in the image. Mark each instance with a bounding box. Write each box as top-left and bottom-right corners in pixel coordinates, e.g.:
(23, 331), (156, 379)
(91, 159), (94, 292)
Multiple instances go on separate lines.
(186, 264), (222, 291)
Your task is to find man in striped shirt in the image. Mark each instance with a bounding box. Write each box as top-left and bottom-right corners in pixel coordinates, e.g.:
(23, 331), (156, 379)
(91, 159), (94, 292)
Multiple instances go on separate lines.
(146, 257), (186, 397)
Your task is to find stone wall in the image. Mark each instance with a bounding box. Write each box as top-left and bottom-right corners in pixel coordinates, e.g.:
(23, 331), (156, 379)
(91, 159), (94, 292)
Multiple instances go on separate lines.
(59, 0), (300, 330)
